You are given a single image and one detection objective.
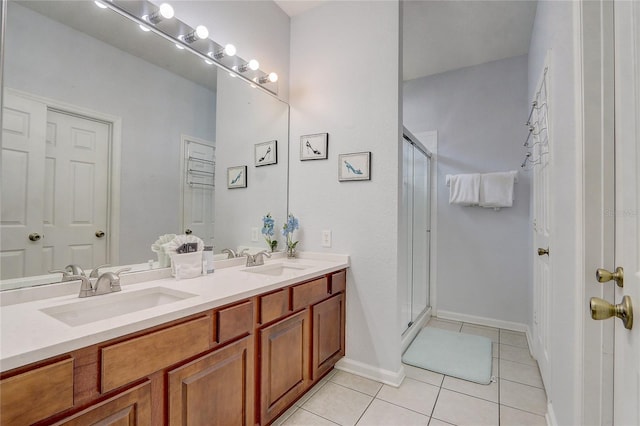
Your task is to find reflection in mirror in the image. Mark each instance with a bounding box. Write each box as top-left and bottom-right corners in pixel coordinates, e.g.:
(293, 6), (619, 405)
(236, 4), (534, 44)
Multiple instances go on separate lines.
(0, 1), (289, 290)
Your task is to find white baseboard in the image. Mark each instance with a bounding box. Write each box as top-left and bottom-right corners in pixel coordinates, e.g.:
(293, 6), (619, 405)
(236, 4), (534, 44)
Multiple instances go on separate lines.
(545, 401), (557, 426)
(335, 357), (405, 388)
(436, 310), (535, 356)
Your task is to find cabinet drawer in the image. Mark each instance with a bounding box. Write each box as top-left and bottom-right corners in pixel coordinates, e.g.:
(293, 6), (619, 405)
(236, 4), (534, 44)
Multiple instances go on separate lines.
(331, 270), (346, 294)
(101, 316), (210, 392)
(259, 289), (289, 324)
(216, 300), (253, 343)
(1, 358), (74, 425)
(291, 277), (329, 311)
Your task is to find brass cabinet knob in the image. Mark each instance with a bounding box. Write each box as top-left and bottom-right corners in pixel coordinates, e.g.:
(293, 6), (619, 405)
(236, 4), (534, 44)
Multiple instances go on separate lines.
(95, 230), (105, 238)
(537, 247), (549, 256)
(590, 296), (633, 330)
(185, 229), (193, 235)
(596, 267), (624, 287)
(28, 233), (41, 242)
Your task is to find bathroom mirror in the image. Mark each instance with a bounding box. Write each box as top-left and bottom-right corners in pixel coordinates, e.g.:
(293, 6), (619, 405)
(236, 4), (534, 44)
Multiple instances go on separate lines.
(0, 0), (289, 289)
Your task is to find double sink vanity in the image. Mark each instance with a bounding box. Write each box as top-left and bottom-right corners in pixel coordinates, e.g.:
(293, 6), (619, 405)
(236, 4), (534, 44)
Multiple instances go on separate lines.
(0, 253), (349, 425)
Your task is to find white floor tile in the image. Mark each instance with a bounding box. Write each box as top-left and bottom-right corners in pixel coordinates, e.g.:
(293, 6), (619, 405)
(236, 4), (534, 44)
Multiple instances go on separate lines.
(500, 330), (529, 349)
(492, 343), (499, 358)
(500, 359), (544, 388)
(273, 405), (301, 426)
(296, 379), (328, 407)
(302, 381), (373, 425)
(403, 364), (444, 387)
(428, 418), (455, 426)
(493, 358), (499, 377)
(500, 405), (547, 426)
(283, 408), (340, 426)
(426, 318), (463, 332)
(432, 389), (498, 426)
(461, 324), (499, 343)
(356, 399), (429, 426)
(499, 344), (536, 366)
(331, 370), (383, 396)
(499, 379), (547, 416)
(376, 377), (440, 416)
(442, 376), (498, 403)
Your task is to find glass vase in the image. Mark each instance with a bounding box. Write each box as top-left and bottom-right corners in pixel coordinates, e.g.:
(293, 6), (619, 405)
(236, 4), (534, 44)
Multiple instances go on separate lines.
(287, 246), (297, 258)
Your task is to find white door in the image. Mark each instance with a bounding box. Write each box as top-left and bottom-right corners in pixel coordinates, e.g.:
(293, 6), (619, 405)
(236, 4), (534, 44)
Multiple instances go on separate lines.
(612, 1), (640, 423)
(45, 110), (109, 272)
(181, 136), (215, 245)
(531, 67), (551, 390)
(1, 93), (47, 278)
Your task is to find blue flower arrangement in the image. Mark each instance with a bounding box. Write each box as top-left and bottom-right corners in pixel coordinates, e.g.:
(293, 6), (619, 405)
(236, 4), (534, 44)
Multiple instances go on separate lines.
(261, 213), (278, 252)
(282, 213), (300, 257)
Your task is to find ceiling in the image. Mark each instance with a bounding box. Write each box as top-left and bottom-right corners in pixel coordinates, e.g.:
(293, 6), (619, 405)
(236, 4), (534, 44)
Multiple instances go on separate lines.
(275, 0), (537, 82)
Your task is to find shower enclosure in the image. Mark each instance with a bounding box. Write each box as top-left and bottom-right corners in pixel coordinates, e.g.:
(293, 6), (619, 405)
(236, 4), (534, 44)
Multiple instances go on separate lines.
(400, 129), (432, 335)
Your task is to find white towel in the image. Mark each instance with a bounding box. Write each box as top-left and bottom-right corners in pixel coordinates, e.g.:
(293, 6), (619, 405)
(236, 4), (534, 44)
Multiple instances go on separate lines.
(479, 171), (517, 208)
(447, 173), (481, 205)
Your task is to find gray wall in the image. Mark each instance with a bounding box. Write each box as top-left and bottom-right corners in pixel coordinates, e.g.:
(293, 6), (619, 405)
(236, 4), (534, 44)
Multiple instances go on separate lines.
(404, 55), (531, 326)
(5, 3), (216, 265)
(289, 1), (403, 378)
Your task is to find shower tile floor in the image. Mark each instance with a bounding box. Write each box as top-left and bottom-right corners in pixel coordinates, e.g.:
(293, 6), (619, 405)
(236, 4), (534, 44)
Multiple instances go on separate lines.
(273, 318), (547, 426)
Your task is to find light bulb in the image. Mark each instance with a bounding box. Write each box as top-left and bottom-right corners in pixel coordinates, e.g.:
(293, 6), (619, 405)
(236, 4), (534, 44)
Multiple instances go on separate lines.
(258, 72), (279, 84)
(139, 24), (151, 32)
(182, 25), (209, 43)
(94, 1), (108, 9)
(204, 58), (213, 65)
(158, 3), (174, 19)
(248, 59), (259, 71)
(175, 43), (184, 50)
(224, 44), (236, 57)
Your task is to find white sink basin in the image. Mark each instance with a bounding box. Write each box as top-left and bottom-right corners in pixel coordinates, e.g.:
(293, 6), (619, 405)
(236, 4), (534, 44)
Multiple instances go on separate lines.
(243, 262), (313, 277)
(40, 287), (197, 327)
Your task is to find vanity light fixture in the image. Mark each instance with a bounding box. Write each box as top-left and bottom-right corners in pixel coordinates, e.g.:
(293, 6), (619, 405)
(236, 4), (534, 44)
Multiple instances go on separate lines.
(258, 72), (278, 84)
(210, 44), (237, 60)
(204, 58), (214, 65)
(175, 43), (184, 50)
(94, 1), (108, 9)
(237, 59), (260, 73)
(143, 2), (174, 24)
(139, 24), (151, 32)
(181, 25), (209, 43)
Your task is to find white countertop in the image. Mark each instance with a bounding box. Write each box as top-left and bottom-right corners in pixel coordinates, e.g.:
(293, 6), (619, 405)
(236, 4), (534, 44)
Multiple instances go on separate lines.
(0, 252), (349, 372)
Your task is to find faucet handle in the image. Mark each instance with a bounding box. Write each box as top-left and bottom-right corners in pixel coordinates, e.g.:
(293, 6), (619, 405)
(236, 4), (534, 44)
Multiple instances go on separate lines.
(253, 250), (271, 266)
(222, 248), (237, 259)
(113, 267), (132, 276)
(89, 264), (110, 278)
(238, 248), (250, 257)
(65, 264), (86, 276)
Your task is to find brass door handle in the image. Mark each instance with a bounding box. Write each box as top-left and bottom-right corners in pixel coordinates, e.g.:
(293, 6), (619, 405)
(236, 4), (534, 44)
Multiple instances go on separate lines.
(28, 233), (41, 242)
(537, 247), (549, 256)
(95, 230), (105, 238)
(596, 267), (624, 287)
(590, 296), (633, 330)
(185, 229), (193, 235)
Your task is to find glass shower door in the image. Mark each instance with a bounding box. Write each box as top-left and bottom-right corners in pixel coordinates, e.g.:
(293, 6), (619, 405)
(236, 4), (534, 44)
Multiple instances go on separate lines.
(411, 149), (430, 322)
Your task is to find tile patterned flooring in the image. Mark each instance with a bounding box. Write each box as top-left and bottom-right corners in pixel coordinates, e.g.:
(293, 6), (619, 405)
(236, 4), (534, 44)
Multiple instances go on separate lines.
(273, 318), (547, 426)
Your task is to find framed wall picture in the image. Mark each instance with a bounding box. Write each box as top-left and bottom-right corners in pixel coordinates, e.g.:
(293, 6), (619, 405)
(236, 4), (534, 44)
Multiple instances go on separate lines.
(338, 152), (371, 181)
(227, 165), (247, 188)
(254, 140), (277, 166)
(300, 133), (328, 160)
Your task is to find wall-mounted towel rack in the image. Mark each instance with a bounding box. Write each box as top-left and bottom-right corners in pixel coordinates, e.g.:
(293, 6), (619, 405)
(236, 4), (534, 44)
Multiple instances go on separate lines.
(186, 156), (215, 188)
(521, 66), (550, 171)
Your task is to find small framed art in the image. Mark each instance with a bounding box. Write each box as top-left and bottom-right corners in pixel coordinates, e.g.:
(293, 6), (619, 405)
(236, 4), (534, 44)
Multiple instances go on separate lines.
(338, 152), (371, 181)
(255, 140), (277, 166)
(300, 133), (328, 160)
(227, 165), (247, 188)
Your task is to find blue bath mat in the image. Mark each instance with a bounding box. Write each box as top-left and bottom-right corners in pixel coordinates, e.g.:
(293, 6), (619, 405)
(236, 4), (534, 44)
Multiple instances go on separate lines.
(402, 327), (493, 384)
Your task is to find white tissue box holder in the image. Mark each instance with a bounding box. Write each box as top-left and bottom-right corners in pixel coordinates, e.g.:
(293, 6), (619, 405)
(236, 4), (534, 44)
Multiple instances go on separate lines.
(170, 251), (202, 279)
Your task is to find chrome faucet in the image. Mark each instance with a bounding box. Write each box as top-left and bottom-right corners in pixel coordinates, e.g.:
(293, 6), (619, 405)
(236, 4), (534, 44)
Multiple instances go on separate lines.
(89, 264), (110, 278)
(75, 267), (131, 298)
(222, 248), (237, 259)
(245, 250), (271, 267)
(49, 264), (86, 281)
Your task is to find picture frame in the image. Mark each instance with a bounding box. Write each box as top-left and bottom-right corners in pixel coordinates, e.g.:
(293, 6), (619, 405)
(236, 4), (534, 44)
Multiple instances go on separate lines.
(254, 140), (277, 167)
(227, 165), (247, 188)
(338, 152), (371, 181)
(300, 133), (329, 160)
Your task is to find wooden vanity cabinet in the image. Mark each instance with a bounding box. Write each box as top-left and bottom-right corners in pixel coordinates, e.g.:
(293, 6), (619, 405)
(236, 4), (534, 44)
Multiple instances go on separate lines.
(1, 268), (347, 426)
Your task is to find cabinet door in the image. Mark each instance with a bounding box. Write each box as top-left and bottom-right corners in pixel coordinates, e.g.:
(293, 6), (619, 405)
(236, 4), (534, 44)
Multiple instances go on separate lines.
(167, 337), (254, 426)
(53, 381), (151, 426)
(260, 310), (309, 424)
(312, 294), (345, 380)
